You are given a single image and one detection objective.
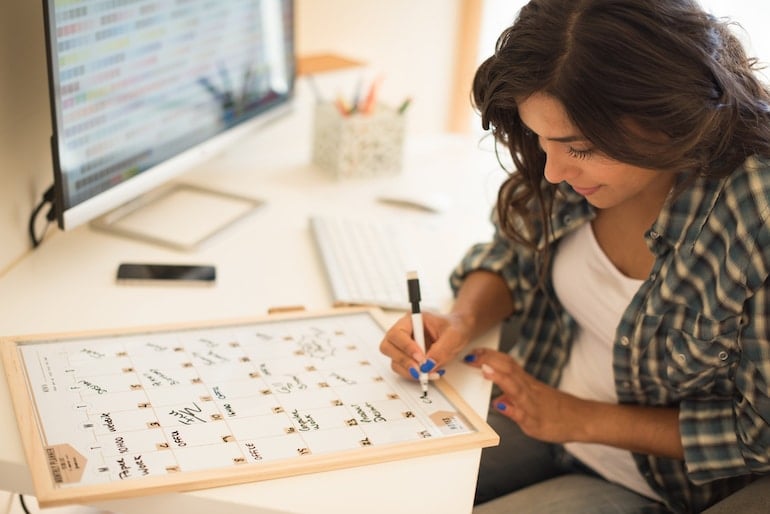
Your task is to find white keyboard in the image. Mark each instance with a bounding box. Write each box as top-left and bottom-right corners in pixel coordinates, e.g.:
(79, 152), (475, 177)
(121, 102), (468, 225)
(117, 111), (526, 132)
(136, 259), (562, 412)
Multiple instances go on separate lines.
(309, 215), (417, 310)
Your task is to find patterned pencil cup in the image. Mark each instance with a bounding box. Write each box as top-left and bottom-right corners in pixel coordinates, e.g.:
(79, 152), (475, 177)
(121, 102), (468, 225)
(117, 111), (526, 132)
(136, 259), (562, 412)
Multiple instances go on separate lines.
(312, 102), (406, 179)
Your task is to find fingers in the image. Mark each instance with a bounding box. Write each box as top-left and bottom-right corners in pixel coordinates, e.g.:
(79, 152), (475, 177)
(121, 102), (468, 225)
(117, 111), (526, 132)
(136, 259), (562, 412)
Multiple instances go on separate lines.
(421, 314), (467, 374)
(379, 314), (425, 380)
(481, 363), (526, 400)
(490, 393), (525, 425)
(463, 349), (541, 428)
(461, 346), (578, 445)
(422, 338), (456, 375)
(462, 347), (520, 374)
(464, 348), (528, 409)
(379, 313), (452, 382)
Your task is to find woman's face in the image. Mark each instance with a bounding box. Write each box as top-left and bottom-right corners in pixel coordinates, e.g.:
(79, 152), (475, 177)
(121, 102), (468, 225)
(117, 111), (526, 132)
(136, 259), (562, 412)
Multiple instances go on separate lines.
(517, 92), (673, 211)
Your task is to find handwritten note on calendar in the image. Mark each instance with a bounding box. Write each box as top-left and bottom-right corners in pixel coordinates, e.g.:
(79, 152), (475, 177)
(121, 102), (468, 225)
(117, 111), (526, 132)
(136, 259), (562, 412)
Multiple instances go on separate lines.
(1, 308), (497, 507)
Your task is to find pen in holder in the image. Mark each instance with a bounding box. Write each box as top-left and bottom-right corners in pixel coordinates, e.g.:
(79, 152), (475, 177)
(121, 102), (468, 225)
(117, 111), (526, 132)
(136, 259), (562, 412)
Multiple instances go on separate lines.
(312, 102), (406, 179)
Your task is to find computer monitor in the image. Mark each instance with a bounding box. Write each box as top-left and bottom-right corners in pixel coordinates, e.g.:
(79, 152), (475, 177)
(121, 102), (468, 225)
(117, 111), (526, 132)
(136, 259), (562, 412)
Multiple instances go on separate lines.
(42, 0), (295, 248)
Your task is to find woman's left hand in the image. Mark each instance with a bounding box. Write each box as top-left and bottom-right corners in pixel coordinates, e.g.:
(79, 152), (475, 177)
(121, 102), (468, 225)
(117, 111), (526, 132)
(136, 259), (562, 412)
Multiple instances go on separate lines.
(465, 348), (590, 444)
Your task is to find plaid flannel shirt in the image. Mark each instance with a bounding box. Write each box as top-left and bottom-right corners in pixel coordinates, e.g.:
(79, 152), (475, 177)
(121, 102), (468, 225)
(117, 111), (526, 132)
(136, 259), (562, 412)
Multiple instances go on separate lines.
(450, 156), (770, 513)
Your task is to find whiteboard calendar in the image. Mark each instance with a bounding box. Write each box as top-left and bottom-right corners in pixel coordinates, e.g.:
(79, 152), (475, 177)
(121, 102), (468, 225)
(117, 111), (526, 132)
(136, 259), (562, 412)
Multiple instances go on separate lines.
(1, 308), (497, 507)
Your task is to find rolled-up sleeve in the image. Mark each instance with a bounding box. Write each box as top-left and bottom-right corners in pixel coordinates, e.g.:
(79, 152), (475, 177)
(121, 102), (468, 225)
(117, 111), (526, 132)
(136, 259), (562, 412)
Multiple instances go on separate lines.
(449, 210), (525, 311)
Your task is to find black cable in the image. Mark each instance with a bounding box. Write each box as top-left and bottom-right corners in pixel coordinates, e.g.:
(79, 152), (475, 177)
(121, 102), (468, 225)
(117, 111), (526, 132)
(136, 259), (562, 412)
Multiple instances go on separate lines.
(28, 185), (56, 248)
(18, 493), (31, 514)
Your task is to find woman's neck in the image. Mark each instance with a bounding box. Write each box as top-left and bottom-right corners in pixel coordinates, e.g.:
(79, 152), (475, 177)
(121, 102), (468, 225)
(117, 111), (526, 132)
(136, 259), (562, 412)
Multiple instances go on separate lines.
(590, 175), (675, 280)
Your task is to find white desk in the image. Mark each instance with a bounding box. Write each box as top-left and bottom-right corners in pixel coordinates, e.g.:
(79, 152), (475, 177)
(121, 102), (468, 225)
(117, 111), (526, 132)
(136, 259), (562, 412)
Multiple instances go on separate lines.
(0, 107), (506, 513)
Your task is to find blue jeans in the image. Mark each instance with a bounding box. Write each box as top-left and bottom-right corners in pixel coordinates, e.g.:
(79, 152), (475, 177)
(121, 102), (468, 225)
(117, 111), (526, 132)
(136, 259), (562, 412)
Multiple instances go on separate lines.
(474, 407), (670, 513)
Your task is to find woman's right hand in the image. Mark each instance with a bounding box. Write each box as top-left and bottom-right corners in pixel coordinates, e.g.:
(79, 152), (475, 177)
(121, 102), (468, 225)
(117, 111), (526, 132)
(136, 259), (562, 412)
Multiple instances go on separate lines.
(378, 311), (473, 381)
(380, 270), (514, 382)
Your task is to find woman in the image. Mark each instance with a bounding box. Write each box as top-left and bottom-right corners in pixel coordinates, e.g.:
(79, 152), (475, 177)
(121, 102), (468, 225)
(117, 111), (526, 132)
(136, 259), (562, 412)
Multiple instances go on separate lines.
(379, 0), (770, 512)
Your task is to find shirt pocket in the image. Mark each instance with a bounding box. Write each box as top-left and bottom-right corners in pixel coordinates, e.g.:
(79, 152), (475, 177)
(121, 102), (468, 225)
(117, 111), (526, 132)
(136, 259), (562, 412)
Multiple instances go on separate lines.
(660, 310), (739, 396)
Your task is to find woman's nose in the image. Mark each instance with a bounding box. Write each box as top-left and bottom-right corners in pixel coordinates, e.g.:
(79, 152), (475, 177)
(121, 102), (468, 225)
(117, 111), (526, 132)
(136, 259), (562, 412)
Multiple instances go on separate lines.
(542, 147), (578, 184)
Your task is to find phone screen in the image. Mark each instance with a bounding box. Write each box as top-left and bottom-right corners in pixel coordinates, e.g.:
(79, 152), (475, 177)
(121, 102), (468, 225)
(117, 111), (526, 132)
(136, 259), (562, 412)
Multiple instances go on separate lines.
(116, 263), (216, 285)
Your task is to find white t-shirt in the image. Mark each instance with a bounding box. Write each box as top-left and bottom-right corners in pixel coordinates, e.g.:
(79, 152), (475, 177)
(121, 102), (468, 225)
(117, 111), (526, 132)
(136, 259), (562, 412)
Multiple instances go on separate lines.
(552, 222), (662, 501)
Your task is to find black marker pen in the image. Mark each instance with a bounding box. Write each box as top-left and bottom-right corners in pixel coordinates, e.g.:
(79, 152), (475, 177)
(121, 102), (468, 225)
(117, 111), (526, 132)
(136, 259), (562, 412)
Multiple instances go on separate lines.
(407, 271), (429, 398)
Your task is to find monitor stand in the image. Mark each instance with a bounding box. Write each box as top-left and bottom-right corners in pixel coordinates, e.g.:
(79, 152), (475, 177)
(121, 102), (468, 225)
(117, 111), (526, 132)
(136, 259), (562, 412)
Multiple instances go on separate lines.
(90, 183), (263, 251)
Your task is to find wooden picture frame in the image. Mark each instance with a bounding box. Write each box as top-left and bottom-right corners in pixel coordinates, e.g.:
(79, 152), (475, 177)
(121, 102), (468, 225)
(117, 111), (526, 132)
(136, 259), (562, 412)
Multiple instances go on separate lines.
(1, 307), (498, 507)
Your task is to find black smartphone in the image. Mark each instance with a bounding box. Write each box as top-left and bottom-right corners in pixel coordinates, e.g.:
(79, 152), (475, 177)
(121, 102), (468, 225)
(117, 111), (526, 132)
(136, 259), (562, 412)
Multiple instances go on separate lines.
(116, 263), (216, 285)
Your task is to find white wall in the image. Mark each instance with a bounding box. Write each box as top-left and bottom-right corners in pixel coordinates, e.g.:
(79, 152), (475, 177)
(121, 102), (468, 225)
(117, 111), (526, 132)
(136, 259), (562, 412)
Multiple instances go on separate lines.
(0, 1), (462, 274)
(0, 1), (52, 275)
(699, 0), (770, 77)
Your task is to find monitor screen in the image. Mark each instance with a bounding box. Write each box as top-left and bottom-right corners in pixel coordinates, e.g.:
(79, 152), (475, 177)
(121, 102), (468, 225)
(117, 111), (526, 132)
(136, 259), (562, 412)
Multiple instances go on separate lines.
(43, 0), (295, 230)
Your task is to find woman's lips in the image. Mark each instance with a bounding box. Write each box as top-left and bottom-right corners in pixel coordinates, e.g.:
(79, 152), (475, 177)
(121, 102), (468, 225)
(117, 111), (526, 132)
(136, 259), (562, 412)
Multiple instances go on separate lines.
(571, 184), (601, 196)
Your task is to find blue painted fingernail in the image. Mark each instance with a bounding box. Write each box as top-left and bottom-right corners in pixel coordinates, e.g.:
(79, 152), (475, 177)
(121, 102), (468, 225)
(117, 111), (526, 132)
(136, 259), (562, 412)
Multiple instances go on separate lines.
(420, 359), (436, 373)
(409, 367), (420, 380)
(463, 354), (476, 363)
(437, 369), (446, 376)
(496, 402), (507, 411)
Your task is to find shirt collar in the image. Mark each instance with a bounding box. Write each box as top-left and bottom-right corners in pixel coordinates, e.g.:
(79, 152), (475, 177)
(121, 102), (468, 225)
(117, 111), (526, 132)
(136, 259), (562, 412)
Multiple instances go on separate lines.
(652, 171), (727, 253)
(544, 183), (595, 248)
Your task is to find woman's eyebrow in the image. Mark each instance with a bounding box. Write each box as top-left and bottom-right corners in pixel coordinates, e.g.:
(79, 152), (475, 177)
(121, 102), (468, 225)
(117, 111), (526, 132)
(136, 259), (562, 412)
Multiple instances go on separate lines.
(547, 134), (588, 143)
(521, 121), (587, 143)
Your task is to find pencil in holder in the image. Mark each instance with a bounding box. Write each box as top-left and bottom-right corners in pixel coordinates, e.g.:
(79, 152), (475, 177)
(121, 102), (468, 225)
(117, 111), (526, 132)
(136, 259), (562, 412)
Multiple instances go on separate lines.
(312, 102), (406, 179)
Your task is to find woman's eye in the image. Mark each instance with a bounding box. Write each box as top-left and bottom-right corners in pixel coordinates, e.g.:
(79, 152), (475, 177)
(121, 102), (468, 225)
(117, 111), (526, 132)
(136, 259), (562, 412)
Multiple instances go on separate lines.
(567, 147), (592, 160)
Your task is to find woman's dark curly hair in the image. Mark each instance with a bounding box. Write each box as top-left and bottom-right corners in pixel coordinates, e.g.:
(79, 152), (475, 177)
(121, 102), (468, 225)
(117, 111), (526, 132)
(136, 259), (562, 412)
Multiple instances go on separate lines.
(473, 0), (770, 259)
